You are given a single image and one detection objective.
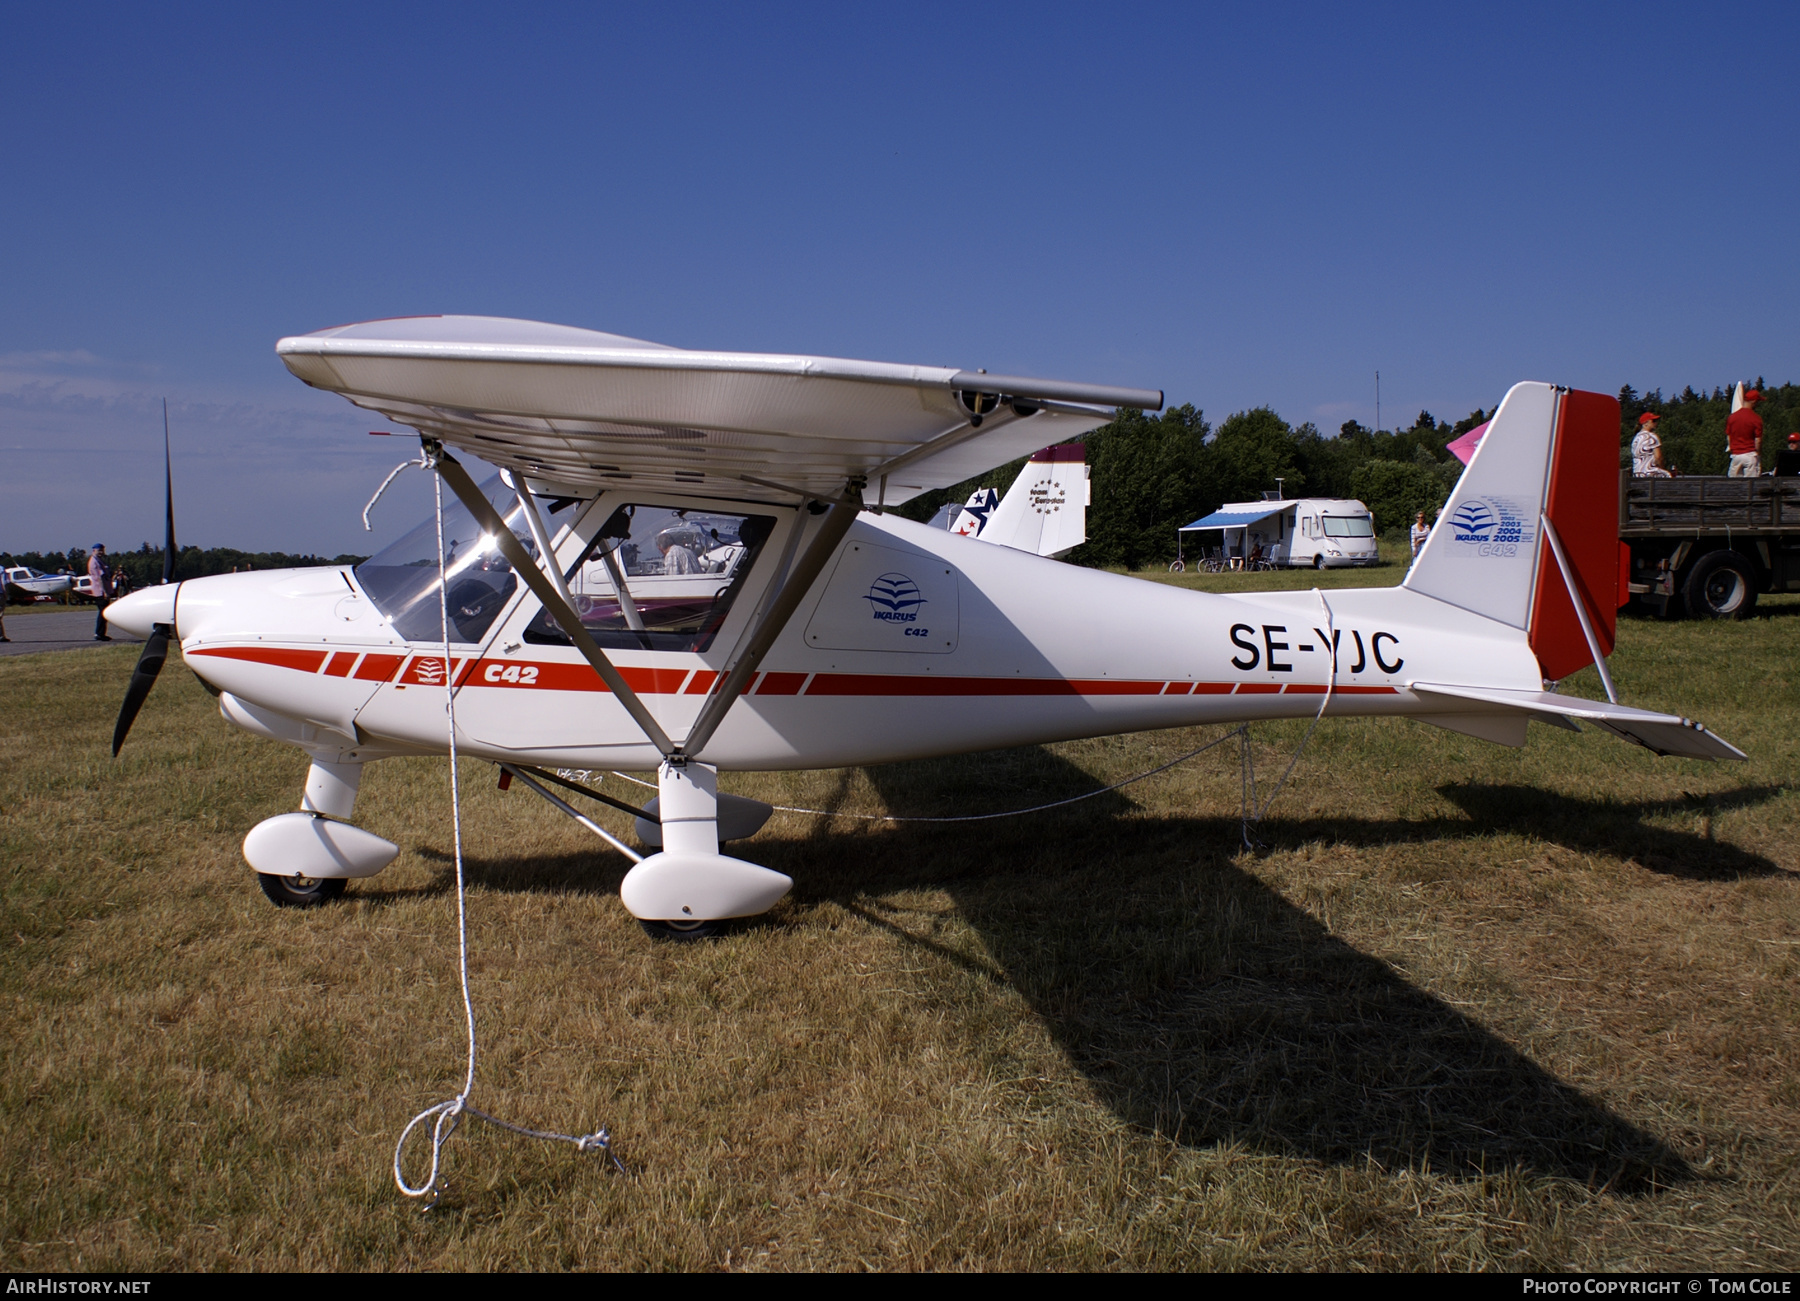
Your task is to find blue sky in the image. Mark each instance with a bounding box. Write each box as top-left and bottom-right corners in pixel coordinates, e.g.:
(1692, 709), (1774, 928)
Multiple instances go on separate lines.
(3, 1), (1794, 555)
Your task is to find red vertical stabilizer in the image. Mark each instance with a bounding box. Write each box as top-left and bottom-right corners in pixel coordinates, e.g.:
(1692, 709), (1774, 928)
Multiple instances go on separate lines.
(1528, 389), (1620, 682)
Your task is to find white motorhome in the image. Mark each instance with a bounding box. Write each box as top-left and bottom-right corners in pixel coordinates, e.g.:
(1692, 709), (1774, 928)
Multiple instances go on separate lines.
(1177, 496), (1379, 569)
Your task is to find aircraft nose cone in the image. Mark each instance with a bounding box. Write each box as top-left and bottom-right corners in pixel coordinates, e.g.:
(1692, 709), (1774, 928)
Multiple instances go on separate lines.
(106, 583), (179, 639)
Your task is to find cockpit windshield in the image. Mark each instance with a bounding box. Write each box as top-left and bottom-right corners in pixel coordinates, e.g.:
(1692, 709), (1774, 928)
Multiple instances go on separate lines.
(354, 475), (577, 644)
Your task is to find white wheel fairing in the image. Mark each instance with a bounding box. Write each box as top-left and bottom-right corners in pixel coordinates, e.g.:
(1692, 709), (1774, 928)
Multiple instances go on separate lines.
(619, 851), (792, 921)
(243, 812), (399, 880)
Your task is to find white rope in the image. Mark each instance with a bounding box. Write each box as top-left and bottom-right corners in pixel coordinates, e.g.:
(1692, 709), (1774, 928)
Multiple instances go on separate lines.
(606, 728), (1248, 824)
(392, 455), (621, 1205)
(362, 456), (428, 532)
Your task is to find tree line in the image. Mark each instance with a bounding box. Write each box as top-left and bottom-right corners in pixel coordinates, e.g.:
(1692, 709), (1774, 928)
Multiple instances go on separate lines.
(900, 380), (1797, 570)
(897, 404), (1490, 569)
(1, 543), (367, 596)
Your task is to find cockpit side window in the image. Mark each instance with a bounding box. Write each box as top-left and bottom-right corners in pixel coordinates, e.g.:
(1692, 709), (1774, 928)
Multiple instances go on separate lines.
(524, 505), (777, 653)
(354, 475), (576, 644)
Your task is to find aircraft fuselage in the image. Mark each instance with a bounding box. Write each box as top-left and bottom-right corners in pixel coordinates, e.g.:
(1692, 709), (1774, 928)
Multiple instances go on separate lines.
(157, 501), (1542, 772)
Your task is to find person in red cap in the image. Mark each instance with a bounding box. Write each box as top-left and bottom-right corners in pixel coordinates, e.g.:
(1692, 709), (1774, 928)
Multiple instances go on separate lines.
(1727, 389), (1764, 476)
(1631, 411), (1671, 476)
(1778, 430), (1800, 478)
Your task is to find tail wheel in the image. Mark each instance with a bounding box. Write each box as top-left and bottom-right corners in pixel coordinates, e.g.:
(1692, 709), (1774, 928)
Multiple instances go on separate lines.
(257, 873), (347, 908)
(1682, 550), (1758, 620)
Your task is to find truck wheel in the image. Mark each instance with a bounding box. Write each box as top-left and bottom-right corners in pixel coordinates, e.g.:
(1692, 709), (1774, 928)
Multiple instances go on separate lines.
(1683, 551), (1758, 620)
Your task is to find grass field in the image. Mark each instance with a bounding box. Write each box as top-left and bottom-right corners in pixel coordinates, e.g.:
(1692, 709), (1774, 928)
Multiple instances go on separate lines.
(1, 564), (1795, 1270)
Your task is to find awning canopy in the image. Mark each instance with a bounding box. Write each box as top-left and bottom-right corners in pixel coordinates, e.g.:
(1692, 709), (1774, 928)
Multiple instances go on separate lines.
(1179, 501), (1294, 531)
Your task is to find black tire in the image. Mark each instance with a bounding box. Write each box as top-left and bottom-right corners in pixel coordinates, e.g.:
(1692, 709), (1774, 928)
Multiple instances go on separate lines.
(1682, 550), (1758, 621)
(639, 917), (725, 942)
(1312, 554), (1325, 570)
(257, 873), (348, 908)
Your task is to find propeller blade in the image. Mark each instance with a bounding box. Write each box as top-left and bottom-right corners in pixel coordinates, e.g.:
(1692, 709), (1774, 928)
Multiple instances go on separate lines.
(162, 399), (177, 585)
(112, 625), (170, 756)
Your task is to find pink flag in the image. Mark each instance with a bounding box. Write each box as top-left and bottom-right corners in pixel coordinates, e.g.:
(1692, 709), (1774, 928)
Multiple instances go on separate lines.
(1446, 421), (1489, 466)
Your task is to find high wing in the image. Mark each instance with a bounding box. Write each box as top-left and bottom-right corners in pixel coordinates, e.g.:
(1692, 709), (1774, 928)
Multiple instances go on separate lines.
(277, 315), (1163, 505)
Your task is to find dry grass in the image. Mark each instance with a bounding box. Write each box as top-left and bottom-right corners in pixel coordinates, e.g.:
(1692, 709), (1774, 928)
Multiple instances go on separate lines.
(0, 586), (1795, 1270)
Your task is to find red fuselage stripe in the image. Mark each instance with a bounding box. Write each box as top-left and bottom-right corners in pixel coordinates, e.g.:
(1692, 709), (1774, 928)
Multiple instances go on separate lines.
(190, 645), (329, 674)
(192, 646), (1401, 699)
(354, 653), (406, 682)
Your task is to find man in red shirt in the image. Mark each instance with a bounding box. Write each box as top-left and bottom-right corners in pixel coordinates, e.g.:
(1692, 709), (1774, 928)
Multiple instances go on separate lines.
(1727, 389), (1764, 476)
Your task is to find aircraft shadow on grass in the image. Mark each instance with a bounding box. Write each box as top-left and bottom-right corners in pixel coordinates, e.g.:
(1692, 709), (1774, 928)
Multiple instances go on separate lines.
(397, 745), (1792, 1190)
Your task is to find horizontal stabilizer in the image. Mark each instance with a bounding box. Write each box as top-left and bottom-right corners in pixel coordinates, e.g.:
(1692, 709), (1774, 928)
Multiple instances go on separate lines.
(1409, 683), (1745, 761)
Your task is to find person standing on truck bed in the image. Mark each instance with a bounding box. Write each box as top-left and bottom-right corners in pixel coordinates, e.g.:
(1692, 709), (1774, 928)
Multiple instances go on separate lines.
(1727, 389), (1764, 477)
(1632, 412), (1672, 476)
(1778, 431), (1800, 477)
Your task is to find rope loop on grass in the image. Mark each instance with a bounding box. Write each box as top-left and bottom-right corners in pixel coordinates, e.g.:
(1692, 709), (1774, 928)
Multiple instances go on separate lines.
(393, 1098), (625, 1199)
(390, 460), (624, 1205)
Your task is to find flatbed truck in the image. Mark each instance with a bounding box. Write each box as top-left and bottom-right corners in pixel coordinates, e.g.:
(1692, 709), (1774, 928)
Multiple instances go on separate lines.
(1621, 470), (1800, 618)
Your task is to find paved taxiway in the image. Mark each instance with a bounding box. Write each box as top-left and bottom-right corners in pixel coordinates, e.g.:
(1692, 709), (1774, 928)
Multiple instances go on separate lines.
(0, 609), (144, 657)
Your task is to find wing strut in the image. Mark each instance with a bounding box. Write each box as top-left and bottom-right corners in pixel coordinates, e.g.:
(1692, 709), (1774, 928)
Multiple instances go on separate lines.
(432, 445), (677, 756)
(501, 469), (580, 609)
(434, 443), (862, 765)
(681, 489), (862, 759)
(1539, 514), (1618, 704)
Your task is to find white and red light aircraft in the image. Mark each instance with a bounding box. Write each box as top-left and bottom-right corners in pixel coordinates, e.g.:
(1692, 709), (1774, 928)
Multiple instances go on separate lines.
(105, 316), (1743, 935)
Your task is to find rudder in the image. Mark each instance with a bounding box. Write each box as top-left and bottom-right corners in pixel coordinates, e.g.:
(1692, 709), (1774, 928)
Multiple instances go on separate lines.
(1529, 388), (1620, 681)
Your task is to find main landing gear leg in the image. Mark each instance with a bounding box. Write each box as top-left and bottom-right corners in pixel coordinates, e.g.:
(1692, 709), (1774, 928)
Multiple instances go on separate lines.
(621, 760), (791, 941)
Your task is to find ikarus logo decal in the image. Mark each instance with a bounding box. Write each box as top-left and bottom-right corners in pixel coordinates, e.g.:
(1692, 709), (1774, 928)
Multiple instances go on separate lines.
(1448, 496), (1533, 557)
(865, 573), (925, 623)
(805, 542), (958, 654)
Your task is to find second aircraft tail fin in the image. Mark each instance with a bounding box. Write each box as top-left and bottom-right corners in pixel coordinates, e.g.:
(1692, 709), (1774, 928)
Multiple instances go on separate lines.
(982, 443), (1090, 558)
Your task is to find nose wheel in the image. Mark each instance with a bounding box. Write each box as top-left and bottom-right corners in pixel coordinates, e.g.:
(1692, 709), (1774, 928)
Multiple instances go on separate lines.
(257, 872), (348, 908)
